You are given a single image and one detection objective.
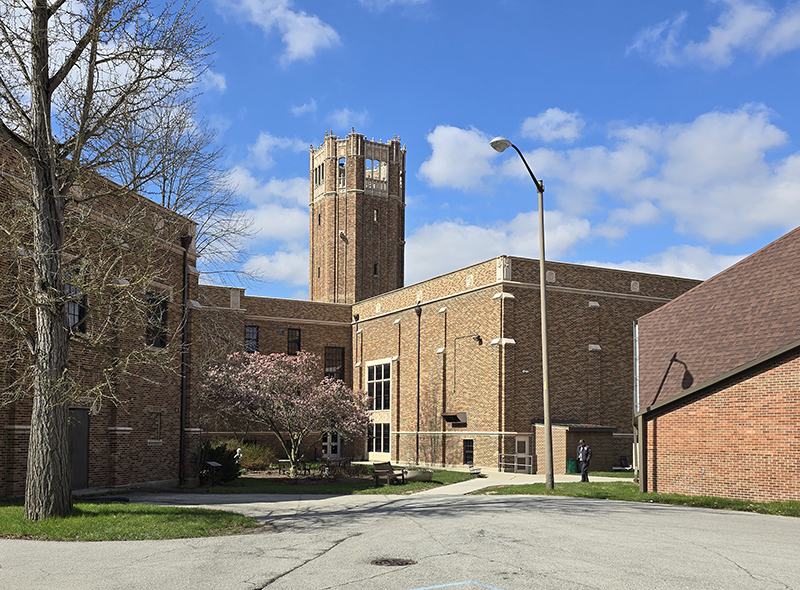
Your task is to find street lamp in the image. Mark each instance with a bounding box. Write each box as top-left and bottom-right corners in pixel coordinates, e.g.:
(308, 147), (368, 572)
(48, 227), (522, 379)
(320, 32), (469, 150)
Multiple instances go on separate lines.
(490, 136), (554, 490)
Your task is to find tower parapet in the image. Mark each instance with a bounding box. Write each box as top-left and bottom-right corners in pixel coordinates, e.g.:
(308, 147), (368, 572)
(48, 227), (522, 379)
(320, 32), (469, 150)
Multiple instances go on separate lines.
(309, 129), (406, 304)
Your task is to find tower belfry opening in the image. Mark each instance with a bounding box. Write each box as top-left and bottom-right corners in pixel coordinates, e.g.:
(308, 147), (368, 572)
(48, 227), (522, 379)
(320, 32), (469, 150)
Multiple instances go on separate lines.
(309, 129), (406, 304)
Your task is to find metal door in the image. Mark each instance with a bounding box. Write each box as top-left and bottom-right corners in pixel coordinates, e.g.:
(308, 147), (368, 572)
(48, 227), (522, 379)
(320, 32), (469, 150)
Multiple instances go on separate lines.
(69, 408), (90, 490)
(515, 436), (530, 473)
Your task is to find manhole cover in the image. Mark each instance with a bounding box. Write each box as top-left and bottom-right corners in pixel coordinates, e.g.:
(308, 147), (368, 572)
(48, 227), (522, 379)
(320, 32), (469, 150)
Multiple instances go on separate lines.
(371, 558), (417, 567)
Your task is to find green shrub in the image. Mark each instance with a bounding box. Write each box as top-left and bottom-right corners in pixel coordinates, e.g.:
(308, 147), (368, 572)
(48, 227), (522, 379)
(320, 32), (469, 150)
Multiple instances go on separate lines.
(212, 439), (277, 471)
(238, 441), (276, 470)
(197, 441), (240, 484)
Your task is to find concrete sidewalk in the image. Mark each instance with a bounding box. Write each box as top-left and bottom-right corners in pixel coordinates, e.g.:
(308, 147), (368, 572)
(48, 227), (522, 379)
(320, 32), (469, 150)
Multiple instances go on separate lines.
(416, 470), (629, 495)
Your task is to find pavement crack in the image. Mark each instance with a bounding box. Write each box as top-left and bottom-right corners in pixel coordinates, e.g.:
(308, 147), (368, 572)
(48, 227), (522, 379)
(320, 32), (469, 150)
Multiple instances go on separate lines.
(250, 532), (362, 589)
(701, 546), (792, 589)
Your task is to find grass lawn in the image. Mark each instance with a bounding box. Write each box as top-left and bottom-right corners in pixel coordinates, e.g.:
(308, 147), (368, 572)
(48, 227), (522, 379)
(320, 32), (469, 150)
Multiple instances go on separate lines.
(193, 468), (476, 495)
(0, 499), (260, 541)
(473, 480), (800, 517)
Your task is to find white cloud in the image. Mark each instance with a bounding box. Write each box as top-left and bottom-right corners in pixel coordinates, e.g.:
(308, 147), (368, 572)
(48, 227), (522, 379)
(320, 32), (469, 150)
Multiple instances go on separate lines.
(201, 70), (227, 92)
(243, 249), (310, 286)
(404, 211), (591, 284)
(760, 2), (800, 56)
(521, 108), (586, 143)
(228, 165), (307, 246)
(208, 114), (233, 134)
(627, 12), (688, 66)
(246, 131), (307, 170)
(491, 105), (800, 244)
(215, 0), (340, 65)
(247, 202), (308, 244)
(595, 202), (661, 240)
(582, 245), (745, 280)
(229, 166), (307, 207)
(418, 126), (496, 191)
(327, 107), (370, 130)
(628, 0), (800, 68)
(291, 99), (317, 116)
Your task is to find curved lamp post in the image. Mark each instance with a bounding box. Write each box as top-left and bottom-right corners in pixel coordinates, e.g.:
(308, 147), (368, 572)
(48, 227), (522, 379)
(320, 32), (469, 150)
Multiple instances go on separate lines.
(490, 136), (554, 490)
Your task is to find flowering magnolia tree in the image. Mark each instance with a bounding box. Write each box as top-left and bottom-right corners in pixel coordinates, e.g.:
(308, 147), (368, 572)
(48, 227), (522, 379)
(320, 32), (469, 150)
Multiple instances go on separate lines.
(202, 351), (369, 477)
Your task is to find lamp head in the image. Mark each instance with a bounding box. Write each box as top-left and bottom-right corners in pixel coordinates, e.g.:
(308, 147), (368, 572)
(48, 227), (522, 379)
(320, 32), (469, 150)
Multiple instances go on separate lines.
(489, 137), (513, 153)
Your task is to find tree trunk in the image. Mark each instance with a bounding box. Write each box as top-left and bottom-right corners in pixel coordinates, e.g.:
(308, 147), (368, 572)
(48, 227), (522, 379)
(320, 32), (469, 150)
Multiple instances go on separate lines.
(288, 439), (301, 479)
(24, 153), (73, 519)
(24, 0), (73, 520)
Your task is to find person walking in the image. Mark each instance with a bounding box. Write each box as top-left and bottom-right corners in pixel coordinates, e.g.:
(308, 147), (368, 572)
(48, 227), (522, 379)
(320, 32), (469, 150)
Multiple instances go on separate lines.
(577, 439), (592, 482)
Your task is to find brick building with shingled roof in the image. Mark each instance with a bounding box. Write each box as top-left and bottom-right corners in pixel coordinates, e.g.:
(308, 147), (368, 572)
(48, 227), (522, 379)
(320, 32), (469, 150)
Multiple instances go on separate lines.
(635, 225), (800, 502)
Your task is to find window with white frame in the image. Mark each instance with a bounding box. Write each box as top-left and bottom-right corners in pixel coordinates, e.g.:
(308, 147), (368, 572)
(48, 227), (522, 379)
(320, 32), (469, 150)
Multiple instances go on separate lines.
(367, 361), (391, 411)
(367, 423), (390, 454)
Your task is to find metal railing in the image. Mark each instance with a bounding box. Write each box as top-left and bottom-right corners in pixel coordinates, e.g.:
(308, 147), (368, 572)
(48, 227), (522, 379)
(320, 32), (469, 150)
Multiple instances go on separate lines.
(498, 453), (534, 474)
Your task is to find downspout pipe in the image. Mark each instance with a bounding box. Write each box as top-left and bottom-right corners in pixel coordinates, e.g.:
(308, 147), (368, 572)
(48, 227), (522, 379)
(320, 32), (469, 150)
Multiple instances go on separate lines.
(415, 303), (422, 465)
(178, 234), (192, 486)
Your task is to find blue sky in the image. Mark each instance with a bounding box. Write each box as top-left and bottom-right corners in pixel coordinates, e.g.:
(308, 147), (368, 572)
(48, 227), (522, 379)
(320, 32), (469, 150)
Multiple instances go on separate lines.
(193, 0), (800, 299)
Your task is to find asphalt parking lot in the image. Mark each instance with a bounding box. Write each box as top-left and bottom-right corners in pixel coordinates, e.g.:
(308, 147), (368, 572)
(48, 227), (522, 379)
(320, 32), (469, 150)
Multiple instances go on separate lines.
(1, 484), (798, 590)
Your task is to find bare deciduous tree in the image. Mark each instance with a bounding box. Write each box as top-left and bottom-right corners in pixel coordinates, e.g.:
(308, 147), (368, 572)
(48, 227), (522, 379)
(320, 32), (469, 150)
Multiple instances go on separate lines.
(0, 0), (212, 520)
(111, 102), (254, 278)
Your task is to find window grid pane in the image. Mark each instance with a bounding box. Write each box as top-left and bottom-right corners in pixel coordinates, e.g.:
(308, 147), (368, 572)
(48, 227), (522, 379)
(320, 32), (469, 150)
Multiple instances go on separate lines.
(244, 325), (259, 353)
(366, 362), (391, 411)
(287, 328), (301, 355)
(463, 439), (474, 465)
(145, 292), (168, 348)
(324, 347), (345, 380)
(64, 280), (86, 333)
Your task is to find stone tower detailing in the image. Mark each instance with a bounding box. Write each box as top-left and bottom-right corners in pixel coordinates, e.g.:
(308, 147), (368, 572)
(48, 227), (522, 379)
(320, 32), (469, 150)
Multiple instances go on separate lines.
(309, 129), (406, 303)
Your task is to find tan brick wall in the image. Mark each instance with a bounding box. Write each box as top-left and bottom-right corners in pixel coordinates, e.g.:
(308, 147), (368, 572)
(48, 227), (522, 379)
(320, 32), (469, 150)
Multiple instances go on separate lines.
(350, 261), (693, 471)
(195, 286), (357, 456)
(645, 350), (800, 502)
(1, 143), (201, 494)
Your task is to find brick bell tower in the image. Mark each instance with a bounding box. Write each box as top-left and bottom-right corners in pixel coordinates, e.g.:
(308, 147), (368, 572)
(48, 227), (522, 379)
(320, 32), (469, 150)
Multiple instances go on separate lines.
(309, 129), (406, 303)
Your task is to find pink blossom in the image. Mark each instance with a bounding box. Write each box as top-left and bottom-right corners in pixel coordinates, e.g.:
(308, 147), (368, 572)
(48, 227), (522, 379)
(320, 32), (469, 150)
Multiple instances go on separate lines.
(202, 352), (369, 476)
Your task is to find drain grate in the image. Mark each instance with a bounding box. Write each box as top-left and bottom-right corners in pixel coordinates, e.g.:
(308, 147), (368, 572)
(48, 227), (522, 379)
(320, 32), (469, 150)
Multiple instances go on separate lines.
(371, 558), (417, 567)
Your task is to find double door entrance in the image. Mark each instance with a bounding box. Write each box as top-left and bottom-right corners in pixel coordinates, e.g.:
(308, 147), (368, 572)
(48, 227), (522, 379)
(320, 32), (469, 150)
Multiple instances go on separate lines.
(321, 431), (340, 459)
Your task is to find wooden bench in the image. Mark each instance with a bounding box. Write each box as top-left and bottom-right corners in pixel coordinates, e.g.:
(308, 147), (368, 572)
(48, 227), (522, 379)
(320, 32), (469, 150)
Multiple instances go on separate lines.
(612, 455), (634, 472)
(373, 461), (405, 486)
(468, 464), (482, 476)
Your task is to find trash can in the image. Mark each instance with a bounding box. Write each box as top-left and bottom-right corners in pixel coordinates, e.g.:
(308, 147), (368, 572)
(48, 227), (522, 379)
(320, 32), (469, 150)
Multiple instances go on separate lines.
(566, 459), (578, 474)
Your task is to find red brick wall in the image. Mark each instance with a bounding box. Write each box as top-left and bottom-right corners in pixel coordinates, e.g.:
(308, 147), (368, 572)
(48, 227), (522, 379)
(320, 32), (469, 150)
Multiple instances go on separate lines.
(645, 350), (800, 502)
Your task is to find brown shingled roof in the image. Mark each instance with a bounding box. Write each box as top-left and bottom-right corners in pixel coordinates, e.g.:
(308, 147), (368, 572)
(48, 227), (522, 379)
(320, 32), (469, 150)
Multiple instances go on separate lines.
(637, 225), (800, 410)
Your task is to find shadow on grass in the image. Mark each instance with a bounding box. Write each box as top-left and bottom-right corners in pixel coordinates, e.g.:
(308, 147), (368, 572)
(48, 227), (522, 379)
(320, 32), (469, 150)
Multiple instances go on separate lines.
(190, 469), (475, 496)
(471, 481), (800, 517)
